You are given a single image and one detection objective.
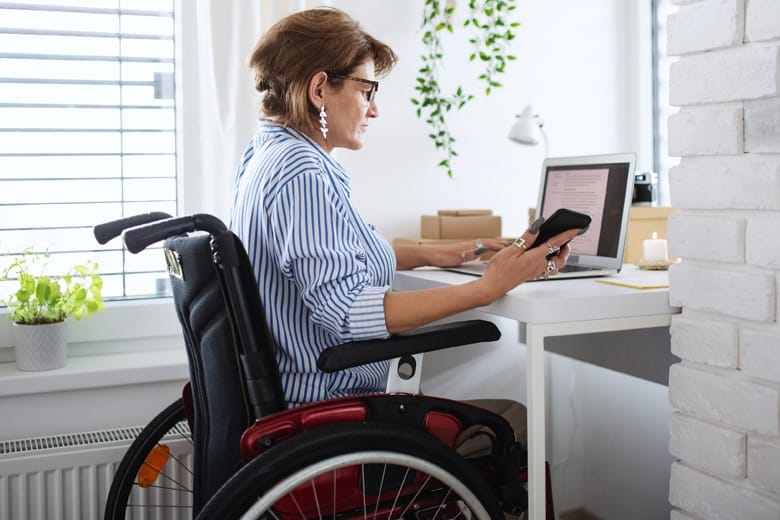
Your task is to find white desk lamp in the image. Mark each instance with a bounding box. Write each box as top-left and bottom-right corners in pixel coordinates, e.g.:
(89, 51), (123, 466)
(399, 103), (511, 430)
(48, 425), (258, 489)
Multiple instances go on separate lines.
(508, 105), (548, 157)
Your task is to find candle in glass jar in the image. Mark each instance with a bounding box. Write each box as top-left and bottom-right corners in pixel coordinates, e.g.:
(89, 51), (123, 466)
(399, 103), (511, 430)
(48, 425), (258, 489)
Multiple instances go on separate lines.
(642, 232), (668, 263)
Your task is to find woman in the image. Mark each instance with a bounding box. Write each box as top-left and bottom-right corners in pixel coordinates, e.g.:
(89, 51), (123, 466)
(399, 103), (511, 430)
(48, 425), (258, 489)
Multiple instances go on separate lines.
(230, 7), (579, 410)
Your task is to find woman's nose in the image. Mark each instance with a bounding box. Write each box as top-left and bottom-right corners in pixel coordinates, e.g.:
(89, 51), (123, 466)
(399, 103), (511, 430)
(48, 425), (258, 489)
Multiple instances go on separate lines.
(367, 99), (379, 118)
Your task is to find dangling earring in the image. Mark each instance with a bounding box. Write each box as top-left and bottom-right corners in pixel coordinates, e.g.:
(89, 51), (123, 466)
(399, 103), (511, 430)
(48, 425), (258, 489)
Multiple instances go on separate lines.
(319, 105), (328, 140)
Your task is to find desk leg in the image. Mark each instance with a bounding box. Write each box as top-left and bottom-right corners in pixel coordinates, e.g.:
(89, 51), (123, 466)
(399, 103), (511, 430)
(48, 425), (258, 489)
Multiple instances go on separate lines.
(526, 323), (546, 520)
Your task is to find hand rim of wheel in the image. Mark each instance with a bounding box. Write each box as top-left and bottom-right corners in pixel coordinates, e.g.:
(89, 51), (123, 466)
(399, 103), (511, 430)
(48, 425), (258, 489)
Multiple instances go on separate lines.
(240, 449), (492, 520)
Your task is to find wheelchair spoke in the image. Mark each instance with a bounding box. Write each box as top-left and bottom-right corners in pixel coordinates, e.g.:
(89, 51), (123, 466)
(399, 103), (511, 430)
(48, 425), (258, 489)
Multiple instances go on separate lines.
(136, 459), (191, 493)
(430, 488), (452, 520)
(386, 467), (412, 520)
(371, 464), (388, 520)
(333, 469), (338, 520)
(168, 450), (194, 476)
(361, 463), (367, 519)
(287, 488), (306, 518)
(310, 477), (323, 519)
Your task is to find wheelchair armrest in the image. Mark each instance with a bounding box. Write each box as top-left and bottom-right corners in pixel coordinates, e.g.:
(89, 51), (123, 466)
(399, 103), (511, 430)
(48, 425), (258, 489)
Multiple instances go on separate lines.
(317, 319), (500, 373)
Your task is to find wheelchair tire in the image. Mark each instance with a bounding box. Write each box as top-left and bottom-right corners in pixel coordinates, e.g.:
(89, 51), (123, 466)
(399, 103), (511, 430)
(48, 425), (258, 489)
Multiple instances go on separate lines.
(104, 398), (194, 520)
(197, 421), (503, 519)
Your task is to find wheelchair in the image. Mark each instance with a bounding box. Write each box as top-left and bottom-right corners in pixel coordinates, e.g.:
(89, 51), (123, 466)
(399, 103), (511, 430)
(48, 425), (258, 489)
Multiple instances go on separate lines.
(95, 212), (554, 519)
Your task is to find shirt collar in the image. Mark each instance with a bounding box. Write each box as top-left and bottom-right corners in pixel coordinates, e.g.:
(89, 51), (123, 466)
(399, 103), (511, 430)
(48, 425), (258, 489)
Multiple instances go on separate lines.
(255, 119), (350, 186)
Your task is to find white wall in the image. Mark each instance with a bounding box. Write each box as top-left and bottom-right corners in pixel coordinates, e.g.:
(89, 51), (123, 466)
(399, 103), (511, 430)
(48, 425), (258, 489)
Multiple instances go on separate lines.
(333, 0), (652, 240)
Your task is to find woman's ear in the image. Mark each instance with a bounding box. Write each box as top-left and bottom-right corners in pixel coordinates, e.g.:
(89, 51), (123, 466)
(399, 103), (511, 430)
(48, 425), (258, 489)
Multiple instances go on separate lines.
(308, 71), (328, 107)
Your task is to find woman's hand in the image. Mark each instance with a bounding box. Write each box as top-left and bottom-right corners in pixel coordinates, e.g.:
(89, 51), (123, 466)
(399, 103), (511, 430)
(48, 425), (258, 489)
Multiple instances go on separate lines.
(476, 226), (583, 304)
(426, 238), (509, 267)
(394, 238), (508, 270)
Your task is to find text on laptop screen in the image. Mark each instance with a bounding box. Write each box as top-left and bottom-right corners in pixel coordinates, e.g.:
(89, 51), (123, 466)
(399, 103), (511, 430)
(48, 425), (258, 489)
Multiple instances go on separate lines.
(540, 161), (631, 258)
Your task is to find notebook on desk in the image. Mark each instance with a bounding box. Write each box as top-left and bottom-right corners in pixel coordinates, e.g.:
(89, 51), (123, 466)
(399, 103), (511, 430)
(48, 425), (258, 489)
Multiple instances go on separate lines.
(449, 152), (636, 280)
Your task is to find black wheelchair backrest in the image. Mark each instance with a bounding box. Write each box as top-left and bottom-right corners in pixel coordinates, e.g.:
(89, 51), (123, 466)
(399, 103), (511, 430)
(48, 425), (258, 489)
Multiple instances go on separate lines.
(99, 213), (286, 513)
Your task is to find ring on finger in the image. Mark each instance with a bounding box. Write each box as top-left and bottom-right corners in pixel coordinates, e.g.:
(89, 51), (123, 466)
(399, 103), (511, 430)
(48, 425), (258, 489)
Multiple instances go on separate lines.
(546, 241), (560, 255)
(475, 238), (483, 249)
(546, 259), (556, 273)
(542, 271), (550, 280)
(513, 238), (528, 250)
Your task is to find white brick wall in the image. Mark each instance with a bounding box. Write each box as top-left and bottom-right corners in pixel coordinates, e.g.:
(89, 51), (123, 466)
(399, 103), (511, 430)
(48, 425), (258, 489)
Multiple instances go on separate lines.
(749, 435), (780, 495)
(746, 216), (780, 268)
(670, 463), (780, 519)
(741, 327), (780, 384)
(667, 0), (743, 55)
(667, 0), (780, 516)
(667, 106), (743, 157)
(669, 263), (775, 322)
(745, 97), (780, 153)
(669, 363), (780, 436)
(669, 412), (746, 478)
(668, 156), (780, 210)
(746, 0), (780, 42)
(669, 45), (780, 106)
(670, 314), (738, 367)
(671, 510), (700, 520)
(667, 213), (744, 263)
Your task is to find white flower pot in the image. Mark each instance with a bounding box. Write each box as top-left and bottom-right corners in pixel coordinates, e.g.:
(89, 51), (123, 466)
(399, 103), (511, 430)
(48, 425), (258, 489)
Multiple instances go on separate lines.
(12, 321), (68, 371)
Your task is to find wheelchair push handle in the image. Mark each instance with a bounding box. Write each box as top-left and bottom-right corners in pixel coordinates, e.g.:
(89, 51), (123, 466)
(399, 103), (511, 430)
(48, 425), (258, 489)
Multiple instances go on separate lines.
(93, 212), (173, 245)
(122, 213), (229, 253)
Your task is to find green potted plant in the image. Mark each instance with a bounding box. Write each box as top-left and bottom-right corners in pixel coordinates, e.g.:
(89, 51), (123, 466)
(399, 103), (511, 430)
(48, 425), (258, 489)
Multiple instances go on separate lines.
(1, 249), (104, 371)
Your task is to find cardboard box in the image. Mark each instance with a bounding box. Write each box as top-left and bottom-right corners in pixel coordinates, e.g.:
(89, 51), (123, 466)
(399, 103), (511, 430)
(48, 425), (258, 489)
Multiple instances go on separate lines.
(437, 209), (493, 217)
(421, 210), (502, 239)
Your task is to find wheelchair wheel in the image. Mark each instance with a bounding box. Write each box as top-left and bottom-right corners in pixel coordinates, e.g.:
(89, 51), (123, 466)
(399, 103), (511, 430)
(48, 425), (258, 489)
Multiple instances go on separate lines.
(104, 398), (194, 519)
(198, 422), (503, 519)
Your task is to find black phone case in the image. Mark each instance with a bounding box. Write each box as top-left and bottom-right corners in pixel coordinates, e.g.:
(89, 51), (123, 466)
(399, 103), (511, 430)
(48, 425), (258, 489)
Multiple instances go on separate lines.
(530, 208), (592, 249)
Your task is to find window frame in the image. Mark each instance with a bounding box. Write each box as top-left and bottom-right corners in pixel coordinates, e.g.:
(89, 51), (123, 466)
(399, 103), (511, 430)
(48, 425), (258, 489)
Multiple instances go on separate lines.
(0, 0), (200, 361)
(0, 1), (184, 301)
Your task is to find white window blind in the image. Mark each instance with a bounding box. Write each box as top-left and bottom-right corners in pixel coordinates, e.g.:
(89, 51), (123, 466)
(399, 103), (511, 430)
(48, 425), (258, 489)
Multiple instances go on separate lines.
(652, 0), (679, 193)
(0, 0), (178, 300)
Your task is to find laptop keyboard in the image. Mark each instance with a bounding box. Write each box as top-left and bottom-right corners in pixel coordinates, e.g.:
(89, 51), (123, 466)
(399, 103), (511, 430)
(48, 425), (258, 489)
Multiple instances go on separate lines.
(559, 264), (597, 273)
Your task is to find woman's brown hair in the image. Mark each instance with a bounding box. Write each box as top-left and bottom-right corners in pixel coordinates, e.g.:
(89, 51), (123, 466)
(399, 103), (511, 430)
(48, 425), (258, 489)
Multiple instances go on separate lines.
(247, 7), (397, 139)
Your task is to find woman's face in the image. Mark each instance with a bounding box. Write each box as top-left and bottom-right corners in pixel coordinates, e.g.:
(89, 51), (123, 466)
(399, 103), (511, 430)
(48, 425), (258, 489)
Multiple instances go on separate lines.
(322, 59), (379, 151)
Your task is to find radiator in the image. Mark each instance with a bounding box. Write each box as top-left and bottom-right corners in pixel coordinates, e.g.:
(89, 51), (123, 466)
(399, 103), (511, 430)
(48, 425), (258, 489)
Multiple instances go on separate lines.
(0, 425), (192, 520)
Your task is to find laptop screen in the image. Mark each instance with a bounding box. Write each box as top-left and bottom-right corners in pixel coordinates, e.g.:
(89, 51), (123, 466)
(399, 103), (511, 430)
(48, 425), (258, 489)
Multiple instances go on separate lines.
(537, 153), (636, 266)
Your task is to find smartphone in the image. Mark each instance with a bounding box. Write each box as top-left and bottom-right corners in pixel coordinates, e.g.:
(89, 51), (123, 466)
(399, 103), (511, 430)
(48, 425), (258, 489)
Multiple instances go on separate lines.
(529, 208), (592, 249)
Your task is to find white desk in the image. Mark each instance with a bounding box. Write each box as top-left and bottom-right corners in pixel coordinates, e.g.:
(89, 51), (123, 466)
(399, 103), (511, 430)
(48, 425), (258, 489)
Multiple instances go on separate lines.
(393, 265), (680, 520)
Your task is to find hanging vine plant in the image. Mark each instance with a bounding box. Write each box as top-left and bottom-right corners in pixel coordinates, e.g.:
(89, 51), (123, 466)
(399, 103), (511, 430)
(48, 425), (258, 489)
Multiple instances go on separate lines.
(411, 0), (519, 177)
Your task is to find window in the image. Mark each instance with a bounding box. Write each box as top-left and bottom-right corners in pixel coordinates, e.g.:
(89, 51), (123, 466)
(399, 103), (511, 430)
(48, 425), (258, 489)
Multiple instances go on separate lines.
(0, 0), (178, 300)
(651, 0), (679, 203)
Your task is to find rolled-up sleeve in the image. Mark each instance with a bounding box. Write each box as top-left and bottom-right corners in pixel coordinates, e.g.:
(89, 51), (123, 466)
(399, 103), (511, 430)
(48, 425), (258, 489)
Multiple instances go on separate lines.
(268, 167), (390, 343)
(348, 285), (390, 340)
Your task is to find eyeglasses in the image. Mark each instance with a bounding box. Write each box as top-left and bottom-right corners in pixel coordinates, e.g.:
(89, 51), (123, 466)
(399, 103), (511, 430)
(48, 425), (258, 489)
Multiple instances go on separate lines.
(326, 72), (379, 104)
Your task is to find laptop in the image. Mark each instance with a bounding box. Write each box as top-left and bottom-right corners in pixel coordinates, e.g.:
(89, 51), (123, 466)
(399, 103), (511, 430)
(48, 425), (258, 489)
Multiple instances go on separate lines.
(449, 152), (636, 280)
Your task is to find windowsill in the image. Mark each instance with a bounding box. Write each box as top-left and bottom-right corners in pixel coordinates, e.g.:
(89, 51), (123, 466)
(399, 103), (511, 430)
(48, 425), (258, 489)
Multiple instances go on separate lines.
(0, 348), (188, 398)
(0, 298), (187, 398)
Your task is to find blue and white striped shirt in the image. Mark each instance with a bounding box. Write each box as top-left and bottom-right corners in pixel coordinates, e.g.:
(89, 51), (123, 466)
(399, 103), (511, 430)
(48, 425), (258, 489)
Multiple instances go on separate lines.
(230, 120), (395, 407)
